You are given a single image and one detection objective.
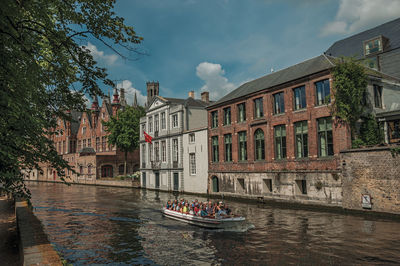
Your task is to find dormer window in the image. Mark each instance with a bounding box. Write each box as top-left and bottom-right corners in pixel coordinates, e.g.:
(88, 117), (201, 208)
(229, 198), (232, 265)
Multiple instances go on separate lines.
(364, 36), (383, 56)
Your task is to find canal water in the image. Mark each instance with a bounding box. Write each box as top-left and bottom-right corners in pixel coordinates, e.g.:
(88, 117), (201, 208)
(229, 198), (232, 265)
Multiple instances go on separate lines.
(28, 182), (400, 265)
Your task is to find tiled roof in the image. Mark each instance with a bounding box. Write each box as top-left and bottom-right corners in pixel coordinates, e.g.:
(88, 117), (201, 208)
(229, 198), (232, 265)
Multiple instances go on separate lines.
(208, 55), (335, 108)
(325, 17), (400, 59)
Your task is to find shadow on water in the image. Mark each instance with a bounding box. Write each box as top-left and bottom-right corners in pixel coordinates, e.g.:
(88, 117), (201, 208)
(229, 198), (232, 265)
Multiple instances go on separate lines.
(27, 182), (400, 265)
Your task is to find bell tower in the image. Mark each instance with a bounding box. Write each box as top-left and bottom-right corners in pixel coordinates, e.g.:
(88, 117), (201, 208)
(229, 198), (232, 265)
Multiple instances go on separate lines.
(146, 81), (159, 106)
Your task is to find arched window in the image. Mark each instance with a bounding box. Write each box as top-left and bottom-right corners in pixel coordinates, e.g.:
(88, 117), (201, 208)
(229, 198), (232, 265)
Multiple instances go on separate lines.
(254, 129), (265, 160)
(87, 164), (92, 175)
(101, 165), (113, 178)
(212, 176), (219, 193)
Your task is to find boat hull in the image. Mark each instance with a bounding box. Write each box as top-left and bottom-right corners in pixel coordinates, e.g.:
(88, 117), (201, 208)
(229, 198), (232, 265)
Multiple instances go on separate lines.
(162, 208), (245, 229)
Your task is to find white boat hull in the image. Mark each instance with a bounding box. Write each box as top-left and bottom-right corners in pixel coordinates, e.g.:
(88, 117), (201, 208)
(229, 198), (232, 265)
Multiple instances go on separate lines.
(162, 208), (246, 229)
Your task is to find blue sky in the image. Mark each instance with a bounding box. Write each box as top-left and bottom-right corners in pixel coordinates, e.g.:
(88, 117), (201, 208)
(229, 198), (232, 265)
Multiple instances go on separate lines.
(84, 0), (400, 105)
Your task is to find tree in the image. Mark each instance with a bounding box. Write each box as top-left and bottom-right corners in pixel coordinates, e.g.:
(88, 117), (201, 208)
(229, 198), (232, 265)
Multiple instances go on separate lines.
(331, 57), (368, 140)
(103, 106), (145, 176)
(0, 0), (142, 198)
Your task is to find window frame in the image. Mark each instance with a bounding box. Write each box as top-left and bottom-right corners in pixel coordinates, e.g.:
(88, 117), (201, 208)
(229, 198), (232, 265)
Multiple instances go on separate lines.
(172, 138), (179, 162)
(161, 112), (166, 130)
(224, 134), (232, 162)
(373, 84), (383, 108)
(189, 153), (196, 175)
(238, 131), (247, 161)
(223, 107), (231, 126)
(172, 114), (178, 128)
(253, 97), (264, 118)
(273, 91), (285, 114)
(189, 133), (195, 143)
(211, 111), (218, 128)
(294, 121), (308, 159)
(161, 141), (166, 162)
(254, 129), (265, 161)
(211, 136), (219, 163)
(274, 125), (287, 160)
(293, 85), (306, 110)
(317, 117), (334, 157)
(315, 79), (331, 106)
(237, 102), (246, 123)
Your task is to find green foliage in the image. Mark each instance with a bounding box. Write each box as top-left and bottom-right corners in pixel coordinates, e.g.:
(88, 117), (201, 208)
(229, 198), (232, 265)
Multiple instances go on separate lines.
(351, 138), (365, 149)
(359, 115), (383, 145)
(331, 57), (368, 139)
(0, 0), (142, 198)
(390, 147), (400, 158)
(103, 106), (145, 175)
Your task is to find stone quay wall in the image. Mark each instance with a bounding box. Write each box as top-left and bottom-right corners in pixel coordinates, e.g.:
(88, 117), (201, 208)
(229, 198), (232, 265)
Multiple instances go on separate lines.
(341, 146), (400, 214)
(15, 199), (62, 265)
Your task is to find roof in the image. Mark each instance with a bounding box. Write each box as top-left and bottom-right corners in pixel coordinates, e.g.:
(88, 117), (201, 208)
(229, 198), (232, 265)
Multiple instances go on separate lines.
(70, 110), (82, 135)
(208, 55), (335, 108)
(325, 17), (400, 59)
(146, 95), (210, 111)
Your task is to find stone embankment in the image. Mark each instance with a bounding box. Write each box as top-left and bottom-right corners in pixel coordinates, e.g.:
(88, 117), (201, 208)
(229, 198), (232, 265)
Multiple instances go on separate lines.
(15, 198), (62, 265)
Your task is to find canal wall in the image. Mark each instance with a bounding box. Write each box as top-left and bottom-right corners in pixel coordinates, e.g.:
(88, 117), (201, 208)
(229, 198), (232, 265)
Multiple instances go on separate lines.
(15, 198), (62, 265)
(341, 146), (400, 215)
(26, 176), (140, 188)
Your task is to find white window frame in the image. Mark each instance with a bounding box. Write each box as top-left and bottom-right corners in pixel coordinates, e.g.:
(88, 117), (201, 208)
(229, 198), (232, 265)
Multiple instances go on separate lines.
(189, 153), (196, 175)
(161, 112), (166, 129)
(189, 133), (195, 143)
(148, 116), (153, 132)
(172, 114), (178, 128)
(161, 141), (166, 162)
(172, 138), (178, 162)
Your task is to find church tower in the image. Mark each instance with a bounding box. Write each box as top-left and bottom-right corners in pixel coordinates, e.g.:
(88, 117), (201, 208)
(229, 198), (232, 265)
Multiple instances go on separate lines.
(146, 81), (159, 106)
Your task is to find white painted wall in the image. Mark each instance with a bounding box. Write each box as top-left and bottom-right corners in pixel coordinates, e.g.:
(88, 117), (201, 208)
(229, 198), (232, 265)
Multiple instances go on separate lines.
(182, 128), (208, 193)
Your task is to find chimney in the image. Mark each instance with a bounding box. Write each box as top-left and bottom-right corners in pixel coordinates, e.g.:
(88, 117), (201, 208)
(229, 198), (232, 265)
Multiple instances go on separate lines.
(188, 91), (195, 99)
(201, 91), (209, 103)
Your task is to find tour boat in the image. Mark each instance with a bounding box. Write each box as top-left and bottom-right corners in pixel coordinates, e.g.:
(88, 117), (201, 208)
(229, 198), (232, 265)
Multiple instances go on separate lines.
(162, 208), (246, 229)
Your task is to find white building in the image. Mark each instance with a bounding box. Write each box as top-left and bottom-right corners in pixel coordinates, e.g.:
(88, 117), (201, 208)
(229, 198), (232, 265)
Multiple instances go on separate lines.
(140, 82), (210, 193)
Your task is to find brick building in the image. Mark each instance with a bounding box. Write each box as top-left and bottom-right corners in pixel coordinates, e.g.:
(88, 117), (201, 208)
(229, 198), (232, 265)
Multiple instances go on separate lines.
(37, 88), (140, 182)
(206, 54), (400, 205)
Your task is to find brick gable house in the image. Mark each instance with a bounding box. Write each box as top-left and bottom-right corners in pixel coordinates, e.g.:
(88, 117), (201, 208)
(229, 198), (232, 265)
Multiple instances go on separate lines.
(206, 55), (400, 206)
(36, 88), (140, 182)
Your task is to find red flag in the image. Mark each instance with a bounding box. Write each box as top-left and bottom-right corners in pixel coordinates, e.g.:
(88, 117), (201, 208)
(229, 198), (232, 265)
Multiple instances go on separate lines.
(144, 131), (152, 144)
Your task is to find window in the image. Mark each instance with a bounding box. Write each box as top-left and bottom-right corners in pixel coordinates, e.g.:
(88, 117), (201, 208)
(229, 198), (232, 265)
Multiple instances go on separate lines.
(172, 114), (178, 128)
(223, 107), (231, 125)
(142, 123), (146, 134)
(82, 126), (86, 135)
(294, 121), (308, 158)
(148, 116), (153, 132)
(212, 136), (219, 162)
(83, 139), (86, 148)
(88, 164), (92, 175)
(79, 165), (83, 175)
(172, 138), (178, 162)
(149, 143), (153, 162)
(254, 129), (265, 160)
(318, 117), (334, 157)
(189, 153), (196, 175)
(119, 164), (124, 175)
(254, 98), (263, 118)
(388, 120), (400, 143)
(224, 134), (232, 162)
(237, 103), (246, 123)
(87, 138), (91, 147)
(155, 142), (159, 161)
(364, 37), (383, 56)
(189, 133), (195, 143)
(238, 131), (247, 161)
(374, 84), (383, 108)
(102, 136), (106, 151)
(96, 137), (100, 151)
(78, 140), (82, 151)
(293, 86), (306, 110)
(62, 141), (66, 154)
(211, 111), (218, 128)
(274, 125), (286, 160)
(161, 141), (166, 162)
(142, 144), (146, 164)
(315, 79), (330, 105)
(161, 112), (166, 129)
(273, 92), (285, 114)
(154, 114), (159, 132)
(58, 142), (61, 153)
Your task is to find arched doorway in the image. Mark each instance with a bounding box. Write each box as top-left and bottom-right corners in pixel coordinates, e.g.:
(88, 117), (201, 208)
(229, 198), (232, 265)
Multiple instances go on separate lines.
(101, 165), (113, 178)
(212, 176), (219, 192)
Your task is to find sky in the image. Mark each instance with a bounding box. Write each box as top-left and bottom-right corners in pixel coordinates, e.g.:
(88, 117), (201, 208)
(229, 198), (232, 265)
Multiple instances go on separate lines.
(83, 0), (400, 106)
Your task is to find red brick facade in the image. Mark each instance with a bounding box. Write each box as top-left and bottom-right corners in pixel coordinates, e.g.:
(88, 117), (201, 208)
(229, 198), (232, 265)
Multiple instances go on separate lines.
(207, 71), (351, 199)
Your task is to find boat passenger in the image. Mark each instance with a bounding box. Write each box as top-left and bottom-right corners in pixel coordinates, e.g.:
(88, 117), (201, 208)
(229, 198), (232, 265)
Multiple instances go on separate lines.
(206, 202), (213, 215)
(182, 202), (189, 213)
(225, 204), (232, 215)
(194, 204), (199, 214)
(176, 203), (181, 212)
(216, 206), (227, 218)
(166, 200), (171, 209)
(189, 206), (194, 215)
(200, 206), (208, 217)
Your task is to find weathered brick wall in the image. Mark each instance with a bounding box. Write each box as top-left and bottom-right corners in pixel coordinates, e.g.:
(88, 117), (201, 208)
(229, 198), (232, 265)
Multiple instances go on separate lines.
(341, 146), (400, 214)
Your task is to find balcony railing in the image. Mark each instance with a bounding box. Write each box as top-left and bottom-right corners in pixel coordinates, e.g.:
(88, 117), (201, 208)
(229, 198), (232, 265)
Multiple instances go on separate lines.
(151, 161), (161, 169)
(172, 161), (178, 168)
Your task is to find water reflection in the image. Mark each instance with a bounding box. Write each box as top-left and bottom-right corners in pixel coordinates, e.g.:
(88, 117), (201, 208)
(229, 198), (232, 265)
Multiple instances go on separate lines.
(27, 182), (400, 265)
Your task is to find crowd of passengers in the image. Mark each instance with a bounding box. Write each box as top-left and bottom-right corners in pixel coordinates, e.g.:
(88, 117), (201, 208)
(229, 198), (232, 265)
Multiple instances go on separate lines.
(165, 199), (232, 218)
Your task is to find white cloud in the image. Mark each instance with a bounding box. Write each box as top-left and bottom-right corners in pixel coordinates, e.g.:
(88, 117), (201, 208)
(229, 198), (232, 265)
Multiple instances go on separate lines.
(84, 42), (118, 65)
(116, 80), (147, 106)
(321, 0), (400, 36)
(196, 62), (236, 101)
